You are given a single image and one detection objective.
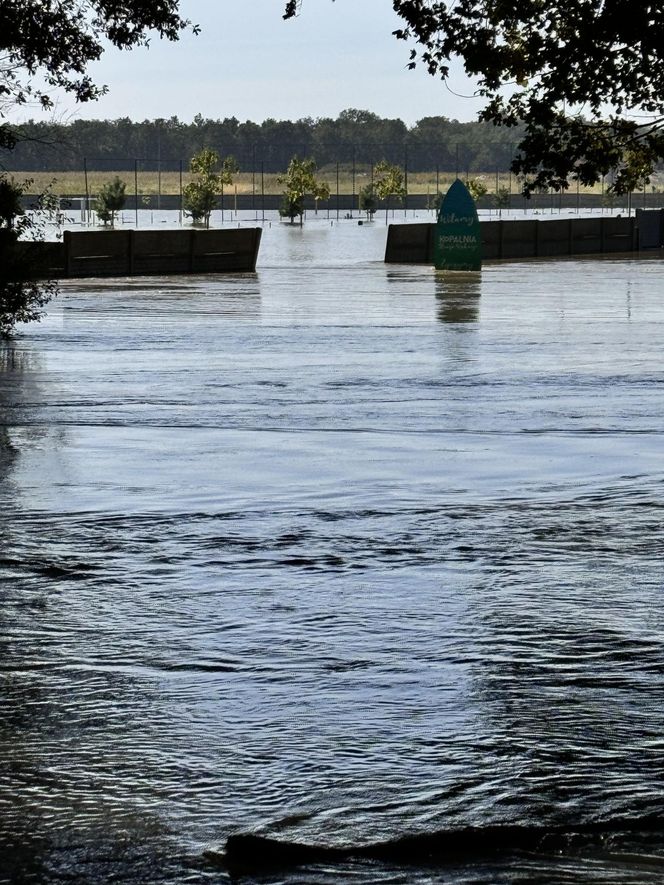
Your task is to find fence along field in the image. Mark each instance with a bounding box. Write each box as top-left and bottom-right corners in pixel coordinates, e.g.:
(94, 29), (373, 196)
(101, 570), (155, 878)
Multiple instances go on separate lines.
(14, 168), (654, 200)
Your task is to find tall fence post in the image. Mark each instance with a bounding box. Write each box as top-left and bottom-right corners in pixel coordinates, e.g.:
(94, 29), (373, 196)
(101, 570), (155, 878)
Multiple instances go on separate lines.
(134, 159), (138, 228)
(83, 158), (90, 225)
(252, 144), (256, 217)
(351, 145), (356, 218)
(179, 159), (183, 225)
(336, 163), (340, 221)
(404, 145), (408, 218)
(261, 162), (265, 223)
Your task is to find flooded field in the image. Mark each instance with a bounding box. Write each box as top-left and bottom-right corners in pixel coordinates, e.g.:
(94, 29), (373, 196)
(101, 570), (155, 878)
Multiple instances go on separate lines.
(1, 221), (664, 883)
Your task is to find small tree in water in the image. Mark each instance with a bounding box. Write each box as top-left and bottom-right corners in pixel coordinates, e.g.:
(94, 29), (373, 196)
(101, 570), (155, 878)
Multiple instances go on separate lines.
(373, 161), (406, 224)
(183, 149), (239, 228)
(313, 180), (330, 215)
(0, 176), (58, 338)
(464, 177), (488, 203)
(494, 186), (511, 216)
(94, 176), (127, 226)
(359, 182), (377, 219)
(278, 156), (328, 224)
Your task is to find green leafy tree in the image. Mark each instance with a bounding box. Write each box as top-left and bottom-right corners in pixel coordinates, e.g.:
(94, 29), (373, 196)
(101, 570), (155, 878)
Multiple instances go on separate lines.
(284, 2), (664, 195)
(277, 156), (328, 224)
(602, 191), (617, 211)
(430, 192), (444, 213)
(0, 177), (58, 338)
(94, 176), (126, 226)
(373, 160), (406, 224)
(278, 193), (303, 224)
(183, 149), (239, 227)
(359, 182), (378, 219)
(494, 186), (511, 216)
(313, 180), (330, 215)
(465, 178), (488, 202)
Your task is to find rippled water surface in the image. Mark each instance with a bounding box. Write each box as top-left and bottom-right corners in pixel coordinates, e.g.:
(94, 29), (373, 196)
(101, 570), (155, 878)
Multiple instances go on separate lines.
(2, 222), (664, 883)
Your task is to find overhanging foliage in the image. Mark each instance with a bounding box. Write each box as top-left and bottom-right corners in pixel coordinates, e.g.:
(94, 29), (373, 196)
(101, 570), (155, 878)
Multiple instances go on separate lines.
(0, 0), (195, 151)
(285, 1), (664, 194)
(0, 177), (58, 338)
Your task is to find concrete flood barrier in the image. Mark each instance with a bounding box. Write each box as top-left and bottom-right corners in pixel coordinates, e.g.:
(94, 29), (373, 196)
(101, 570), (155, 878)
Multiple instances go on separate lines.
(385, 210), (664, 264)
(33, 227), (262, 278)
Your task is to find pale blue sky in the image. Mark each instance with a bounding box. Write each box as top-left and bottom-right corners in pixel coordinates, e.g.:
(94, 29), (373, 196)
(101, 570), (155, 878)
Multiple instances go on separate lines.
(16, 0), (485, 125)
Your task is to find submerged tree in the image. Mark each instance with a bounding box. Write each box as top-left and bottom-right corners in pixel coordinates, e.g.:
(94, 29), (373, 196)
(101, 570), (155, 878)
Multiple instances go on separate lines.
(94, 176), (127, 226)
(373, 161), (406, 224)
(359, 182), (377, 219)
(183, 149), (239, 228)
(465, 177), (488, 203)
(278, 156), (328, 224)
(0, 177), (58, 338)
(284, 1), (664, 195)
(494, 186), (511, 216)
(313, 180), (331, 215)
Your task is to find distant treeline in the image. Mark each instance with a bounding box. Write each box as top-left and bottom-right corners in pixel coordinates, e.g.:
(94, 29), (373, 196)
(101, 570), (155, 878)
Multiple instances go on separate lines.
(5, 108), (522, 173)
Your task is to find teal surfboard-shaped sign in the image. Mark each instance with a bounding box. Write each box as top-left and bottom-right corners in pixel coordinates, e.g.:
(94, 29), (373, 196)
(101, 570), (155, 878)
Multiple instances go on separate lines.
(434, 179), (482, 271)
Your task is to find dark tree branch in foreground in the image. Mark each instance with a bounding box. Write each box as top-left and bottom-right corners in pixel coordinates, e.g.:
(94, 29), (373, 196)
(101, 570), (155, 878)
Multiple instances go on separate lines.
(285, 1), (664, 194)
(0, 1), (196, 149)
(0, 0), (196, 334)
(0, 178), (58, 338)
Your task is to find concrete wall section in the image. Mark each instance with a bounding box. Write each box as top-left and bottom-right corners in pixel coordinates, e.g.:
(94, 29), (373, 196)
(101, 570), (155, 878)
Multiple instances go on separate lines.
(188, 228), (262, 273)
(532, 219), (570, 257)
(385, 215), (652, 263)
(500, 219), (539, 258)
(130, 230), (192, 275)
(65, 230), (131, 277)
(38, 228), (262, 278)
(382, 223), (436, 265)
(635, 208), (664, 249)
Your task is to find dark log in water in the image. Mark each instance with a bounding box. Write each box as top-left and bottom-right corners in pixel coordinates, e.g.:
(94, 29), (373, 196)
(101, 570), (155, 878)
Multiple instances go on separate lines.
(222, 815), (664, 874)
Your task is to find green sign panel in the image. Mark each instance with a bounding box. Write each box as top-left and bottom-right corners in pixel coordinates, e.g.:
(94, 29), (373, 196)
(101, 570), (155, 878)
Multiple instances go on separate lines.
(434, 179), (482, 271)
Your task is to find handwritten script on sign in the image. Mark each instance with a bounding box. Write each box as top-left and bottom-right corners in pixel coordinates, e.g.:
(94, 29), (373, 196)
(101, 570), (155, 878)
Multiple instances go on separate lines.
(434, 180), (482, 271)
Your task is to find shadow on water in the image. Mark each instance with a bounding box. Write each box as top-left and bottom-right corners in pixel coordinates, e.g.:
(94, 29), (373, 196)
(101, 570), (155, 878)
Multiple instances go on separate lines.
(0, 344), (30, 486)
(216, 815), (664, 879)
(434, 272), (481, 324)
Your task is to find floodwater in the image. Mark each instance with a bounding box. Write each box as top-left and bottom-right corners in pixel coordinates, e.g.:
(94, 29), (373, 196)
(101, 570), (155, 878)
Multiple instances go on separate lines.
(1, 220), (664, 883)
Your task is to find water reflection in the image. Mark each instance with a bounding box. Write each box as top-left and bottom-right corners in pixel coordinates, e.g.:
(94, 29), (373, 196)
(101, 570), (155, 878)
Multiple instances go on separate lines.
(61, 275), (262, 324)
(0, 344), (46, 487)
(0, 348), (19, 487)
(0, 344), (192, 883)
(434, 273), (481, 324)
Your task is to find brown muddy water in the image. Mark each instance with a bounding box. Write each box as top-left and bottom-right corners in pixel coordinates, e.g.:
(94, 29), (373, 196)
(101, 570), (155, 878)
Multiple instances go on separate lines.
(1, 221), (664, 883)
